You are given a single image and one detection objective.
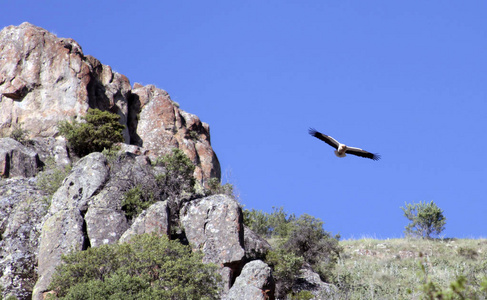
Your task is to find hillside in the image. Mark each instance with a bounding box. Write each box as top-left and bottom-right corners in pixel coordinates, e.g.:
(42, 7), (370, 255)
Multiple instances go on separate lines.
(334, 238), (487, 299)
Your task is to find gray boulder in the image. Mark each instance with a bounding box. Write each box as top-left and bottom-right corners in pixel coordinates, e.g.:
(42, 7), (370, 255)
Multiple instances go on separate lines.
(244, 225), (272, 261)
(227, 260), (275, 300)
(119, 200), (170, 244)
(181, 194), (245, 292)
(0, 138), (41, 178)
(293, 267), (338, 299)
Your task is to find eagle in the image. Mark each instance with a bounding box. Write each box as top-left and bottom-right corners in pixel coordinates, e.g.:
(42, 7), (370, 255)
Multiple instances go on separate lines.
(309, 128), (380, 161)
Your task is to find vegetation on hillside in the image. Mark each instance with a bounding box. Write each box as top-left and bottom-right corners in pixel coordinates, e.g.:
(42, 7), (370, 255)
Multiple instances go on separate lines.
(334, 238), (487, 299)
(47, 233), (222, 300)
(58, 108), (125, 157)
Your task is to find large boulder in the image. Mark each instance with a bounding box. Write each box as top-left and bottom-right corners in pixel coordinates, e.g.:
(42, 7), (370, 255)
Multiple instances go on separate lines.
(32, 152), (168, 299)
(0, 138), (42, 178)
(181, 194), (245, 292)
(119, 200), (170, 244)
(226, 260), (275, 300)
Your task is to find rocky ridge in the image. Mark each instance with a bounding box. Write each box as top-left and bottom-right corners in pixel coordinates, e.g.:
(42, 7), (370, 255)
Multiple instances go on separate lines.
(0, 23), (333, 300)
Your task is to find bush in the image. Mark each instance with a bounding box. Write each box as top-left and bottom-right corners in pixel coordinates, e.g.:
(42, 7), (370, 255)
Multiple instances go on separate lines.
(205, 178), (234, 197)
(244, 207), (341, 295)
(401, 201), (446, 239)
(9, 123), (30, 145)
(282, 214), (342, 282)
(266, 249), (304, 298)
(243, 207), (295, 239)
(121, 185), (156, 221)
(155, 148), (195, 200)
(58, 108), (125, 157)
(48, 233), (221, 299)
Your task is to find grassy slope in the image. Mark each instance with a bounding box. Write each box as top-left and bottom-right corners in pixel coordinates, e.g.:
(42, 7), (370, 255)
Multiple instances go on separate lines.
(332, 238), (487, 299)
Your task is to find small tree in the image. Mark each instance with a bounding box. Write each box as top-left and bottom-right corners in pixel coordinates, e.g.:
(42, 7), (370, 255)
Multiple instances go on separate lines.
(58, 108), (125, 157)
(401, 200), (446, 239)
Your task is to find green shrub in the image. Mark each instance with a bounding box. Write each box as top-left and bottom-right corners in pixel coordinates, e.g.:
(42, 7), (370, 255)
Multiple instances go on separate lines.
(155, 148), (195, 200)
(282, 214), (342, 282)
(58, 108), (125, 157)
(205, 177), (234, 197)
(266, 249), (304, 298)
(244, 207), (341, 295)
(415, 262), (487, 299)
(48, 233), (221, 299)
(243, 206), (295, 239)
(121, 185), (156, 220)
(401, 201), (446, 239)
(9, 123), (30, 145)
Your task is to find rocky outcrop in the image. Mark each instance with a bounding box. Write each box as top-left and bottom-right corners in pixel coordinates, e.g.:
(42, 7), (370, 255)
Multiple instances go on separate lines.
(130, 84), (220, 182)
(226, 260), (275, 300)
(0, 22), (311, 300)
(0, 22), (220, 183)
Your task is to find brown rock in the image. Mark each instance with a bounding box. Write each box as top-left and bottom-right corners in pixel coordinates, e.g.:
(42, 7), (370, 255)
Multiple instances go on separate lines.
(130, 84), (221, 182)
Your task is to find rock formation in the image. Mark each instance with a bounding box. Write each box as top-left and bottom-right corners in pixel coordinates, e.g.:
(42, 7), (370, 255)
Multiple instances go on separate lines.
(0, 22), (220, 183)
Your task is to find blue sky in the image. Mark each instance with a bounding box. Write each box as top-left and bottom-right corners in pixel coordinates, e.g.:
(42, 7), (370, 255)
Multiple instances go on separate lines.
(3, 1), (486, 239)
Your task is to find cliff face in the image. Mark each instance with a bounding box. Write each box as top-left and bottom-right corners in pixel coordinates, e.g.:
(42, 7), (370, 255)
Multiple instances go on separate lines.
(0, 22), (219, 182)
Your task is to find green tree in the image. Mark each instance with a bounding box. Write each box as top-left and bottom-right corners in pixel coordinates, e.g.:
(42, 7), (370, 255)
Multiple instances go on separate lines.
(401, 201), (446, 239)
(58, 108), (125, 157)
(48, 233), (221, 299)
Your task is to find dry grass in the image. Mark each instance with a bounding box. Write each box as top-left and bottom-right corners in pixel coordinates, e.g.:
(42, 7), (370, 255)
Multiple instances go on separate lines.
(331, 238), (487, 299)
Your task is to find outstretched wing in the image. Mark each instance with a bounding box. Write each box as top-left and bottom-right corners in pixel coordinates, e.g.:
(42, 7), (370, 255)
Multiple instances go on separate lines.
(308, 128), (340, 149)
(345, 146), (381, 161)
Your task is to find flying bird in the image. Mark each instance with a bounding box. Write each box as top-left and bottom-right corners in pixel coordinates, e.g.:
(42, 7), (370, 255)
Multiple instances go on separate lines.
(309, 128), (380, 161)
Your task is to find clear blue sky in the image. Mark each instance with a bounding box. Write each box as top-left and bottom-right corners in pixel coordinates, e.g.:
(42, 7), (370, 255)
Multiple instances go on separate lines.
(3, 1), (486, 239)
